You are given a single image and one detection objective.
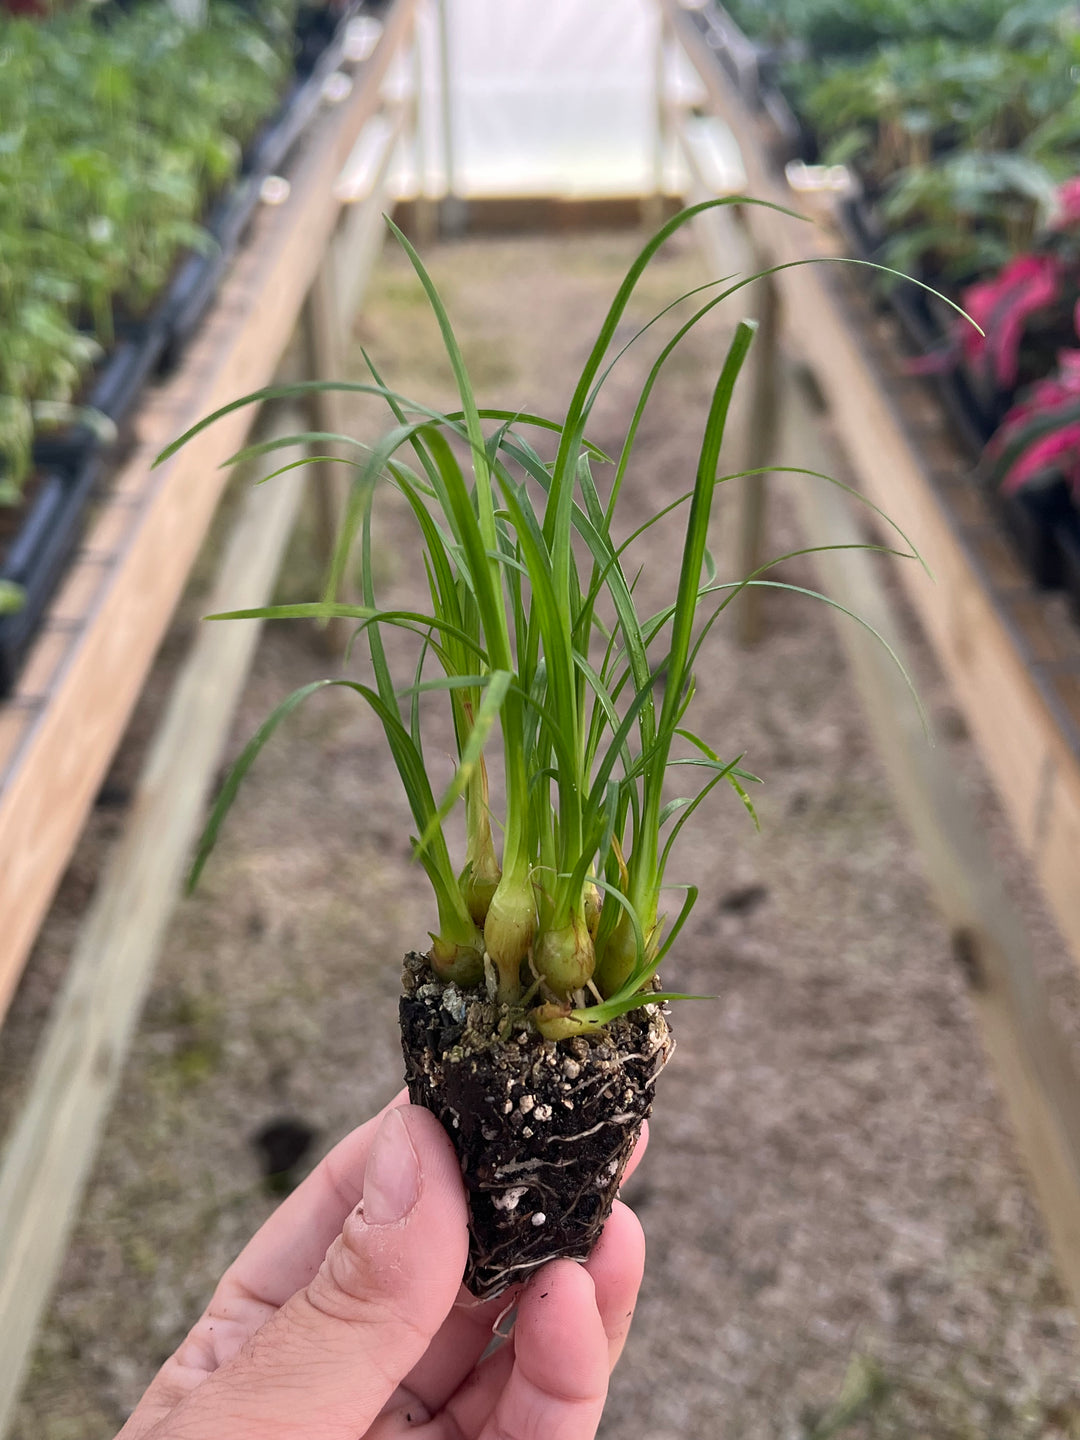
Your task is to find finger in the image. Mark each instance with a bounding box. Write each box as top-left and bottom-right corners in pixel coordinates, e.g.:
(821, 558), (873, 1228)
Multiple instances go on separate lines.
(392, 1163), (649, 1423)
(135, 1106), (469, 1440)
(582, 1200), (646, 1369)
(430, 1260), (610, 1440)
(380, 1282), (521, 1421)
(485, 1261), (610, 1440)
(118, 1090), (410, 1437)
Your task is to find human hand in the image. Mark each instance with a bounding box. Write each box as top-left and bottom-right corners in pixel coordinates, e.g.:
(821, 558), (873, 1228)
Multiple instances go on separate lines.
(117, 1092), (647, 1440)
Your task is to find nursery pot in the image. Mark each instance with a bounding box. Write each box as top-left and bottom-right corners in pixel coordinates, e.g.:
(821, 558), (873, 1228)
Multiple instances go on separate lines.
(990, 478), (1074, 590)
(399, 952), (673, 1300)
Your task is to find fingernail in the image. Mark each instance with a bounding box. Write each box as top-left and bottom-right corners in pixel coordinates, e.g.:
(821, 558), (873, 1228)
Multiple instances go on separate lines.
(362, 1108), (420, 1224)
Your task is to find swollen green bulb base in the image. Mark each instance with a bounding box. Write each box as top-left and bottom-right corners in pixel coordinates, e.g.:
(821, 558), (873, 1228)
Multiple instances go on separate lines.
(594, 912), (640, 998)
(534, 912), (595, 999)
(429, 930), (485, 988)
(484, 873), (537, 1005)
(530, 1001), (609, 1040)
(461, 851), (501, 927)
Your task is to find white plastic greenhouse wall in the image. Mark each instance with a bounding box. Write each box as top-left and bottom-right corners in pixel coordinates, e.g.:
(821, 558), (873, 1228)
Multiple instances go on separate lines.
(372, 0), (741, 199)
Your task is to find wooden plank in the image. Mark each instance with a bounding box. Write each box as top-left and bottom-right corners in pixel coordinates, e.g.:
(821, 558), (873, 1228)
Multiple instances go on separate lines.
(0, 708), (32, 777)
(676, 40), (1080, 1312)
(0, 407), (308, 1436)
(15, 629), (71, 702)
(774, 360), (1080, 1317)
(663, 0), (1080, 977)
(0, 0), (416, 1021)
(48, 557), (109, 629)
(75, 489), (140, 563)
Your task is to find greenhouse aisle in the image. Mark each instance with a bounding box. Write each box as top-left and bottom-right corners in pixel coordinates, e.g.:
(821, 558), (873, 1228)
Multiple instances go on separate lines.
(4, 227), (1080, 1439)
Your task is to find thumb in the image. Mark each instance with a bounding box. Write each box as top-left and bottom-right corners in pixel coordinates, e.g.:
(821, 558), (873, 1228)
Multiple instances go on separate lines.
(154, 1106), (469, 1440)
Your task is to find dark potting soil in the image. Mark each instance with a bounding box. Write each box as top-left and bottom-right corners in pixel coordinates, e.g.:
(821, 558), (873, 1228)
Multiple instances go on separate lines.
(399, 952), (673, 1299)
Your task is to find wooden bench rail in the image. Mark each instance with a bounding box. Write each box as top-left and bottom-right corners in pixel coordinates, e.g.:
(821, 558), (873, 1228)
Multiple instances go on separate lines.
(667, 6), (1080, 1317)
(0, 0), (417, 1022)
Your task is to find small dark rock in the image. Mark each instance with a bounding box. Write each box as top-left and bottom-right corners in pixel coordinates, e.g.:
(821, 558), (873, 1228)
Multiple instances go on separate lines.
(251, 1116), (318, 1194)
(718, 884), (769, 916)
(938, 703), (969, 742)
(94, 782), (132, 809)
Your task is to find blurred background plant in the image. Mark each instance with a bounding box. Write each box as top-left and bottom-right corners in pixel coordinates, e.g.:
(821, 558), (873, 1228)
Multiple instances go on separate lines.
(0, 0), (293, 492)
(708, 0), (1080, 602)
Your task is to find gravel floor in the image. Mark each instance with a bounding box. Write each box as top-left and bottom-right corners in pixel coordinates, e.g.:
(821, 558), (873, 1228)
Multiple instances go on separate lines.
(4, 226), (1080, 1440)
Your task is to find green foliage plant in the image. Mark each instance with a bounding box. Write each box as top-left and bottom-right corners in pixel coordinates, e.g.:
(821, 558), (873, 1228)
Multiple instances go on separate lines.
(166, 201), (923, 1040)
(723, 0), (1055, 57)
(877, 152), (1060, 289)
(0, 1), (291, 494)
(719, 0), (1079, 291)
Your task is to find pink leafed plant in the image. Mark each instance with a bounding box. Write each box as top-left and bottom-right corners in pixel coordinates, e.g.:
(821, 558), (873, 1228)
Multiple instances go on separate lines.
(960, 253), (1061, 389)
(987, 349), (1080, 497)
(999, 422), (1080, 496)
(909, 177), (1080, 393)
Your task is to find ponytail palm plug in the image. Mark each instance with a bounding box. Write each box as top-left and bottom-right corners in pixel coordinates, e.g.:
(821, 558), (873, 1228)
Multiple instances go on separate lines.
(165, 199), (923, 1294)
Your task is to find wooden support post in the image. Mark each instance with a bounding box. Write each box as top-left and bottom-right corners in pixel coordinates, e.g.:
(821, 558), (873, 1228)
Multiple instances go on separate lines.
(777, 363), (1080, 1318)
(734, 245), (780, 646)
(332, 101), (409, 317)
(0, 408), (307, 1437)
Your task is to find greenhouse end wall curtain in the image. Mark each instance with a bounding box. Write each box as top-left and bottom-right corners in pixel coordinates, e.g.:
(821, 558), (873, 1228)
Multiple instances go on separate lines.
(414, 0), (661, 197)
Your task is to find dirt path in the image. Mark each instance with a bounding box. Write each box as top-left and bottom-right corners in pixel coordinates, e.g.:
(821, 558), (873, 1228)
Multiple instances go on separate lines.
(4, 227), (1080, 1439)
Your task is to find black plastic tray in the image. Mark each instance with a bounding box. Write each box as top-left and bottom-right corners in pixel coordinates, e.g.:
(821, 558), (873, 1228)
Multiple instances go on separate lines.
(987, 479), (1077, 591)
(89, 323), (167, 429)
(25, 313), (168, 470)
(1059, 514), (1080, 622)
(207, 173), (264, 257)
(0, 449), (104, 697)
(244, 4), (356, 180)
(158, 246), (231, 374)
